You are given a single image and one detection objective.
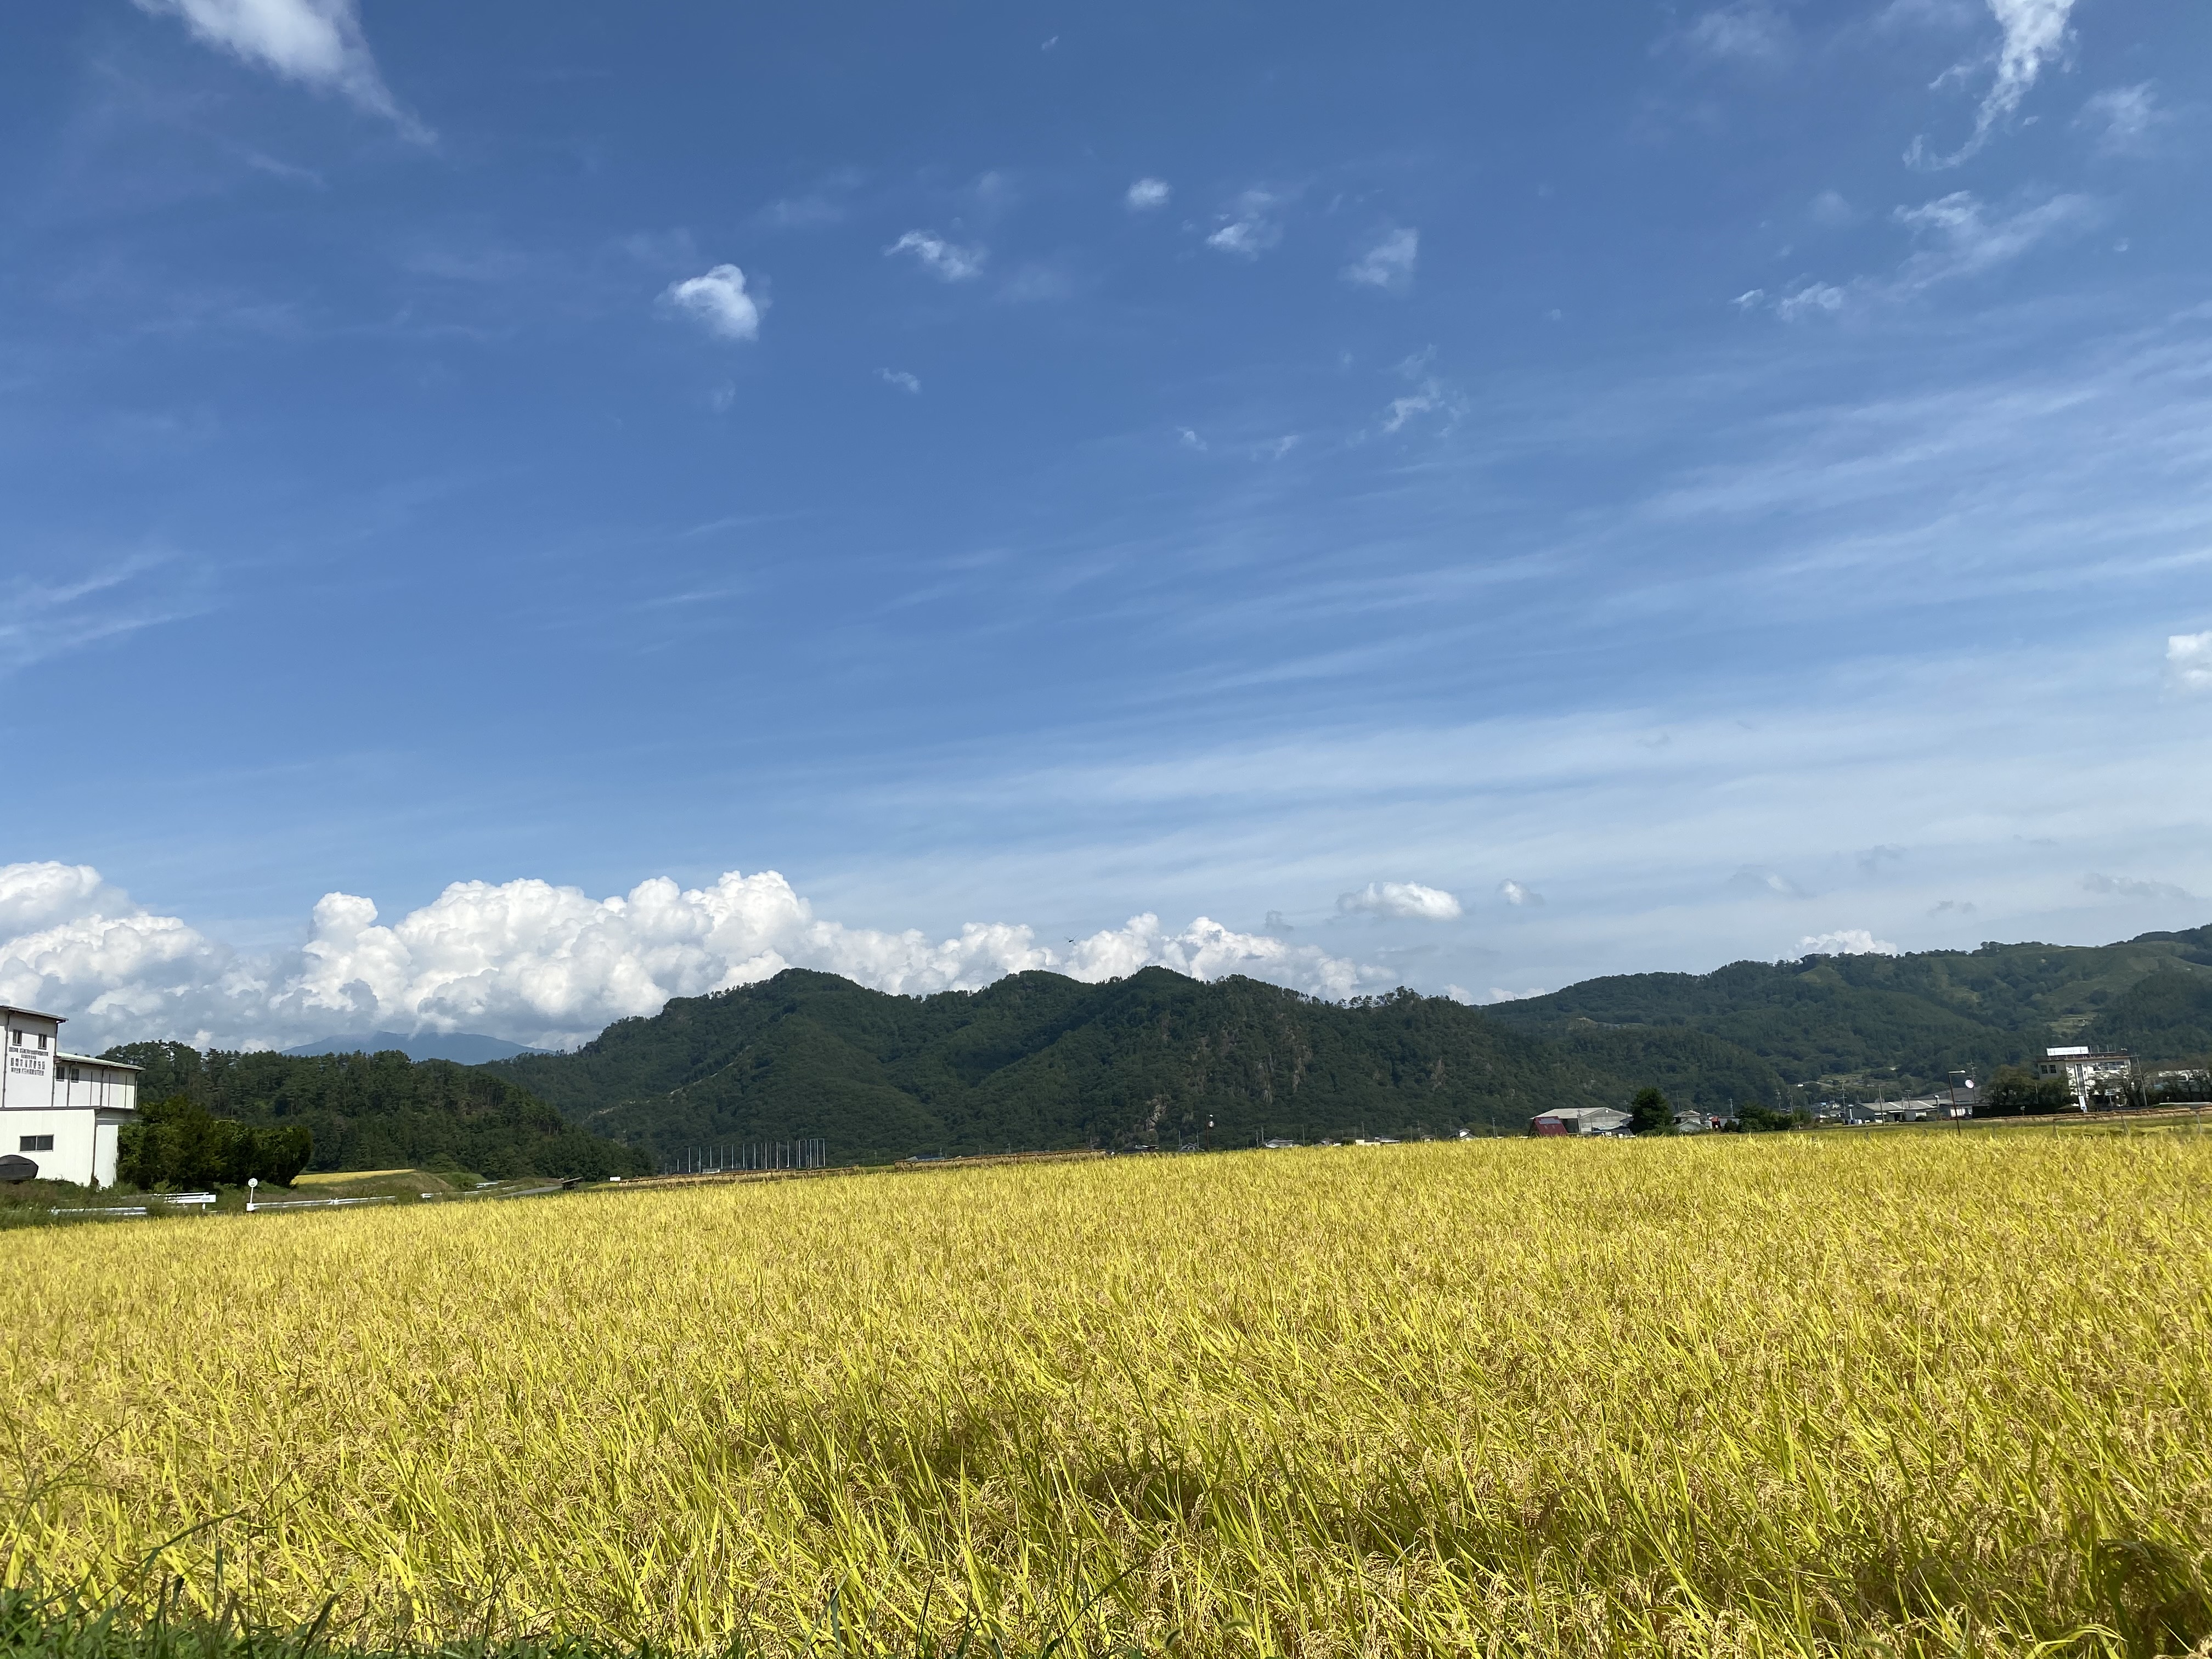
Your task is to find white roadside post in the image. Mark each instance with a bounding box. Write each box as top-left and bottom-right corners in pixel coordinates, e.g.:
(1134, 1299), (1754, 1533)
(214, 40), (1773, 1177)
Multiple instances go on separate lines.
(246, 1177), (258, 1213)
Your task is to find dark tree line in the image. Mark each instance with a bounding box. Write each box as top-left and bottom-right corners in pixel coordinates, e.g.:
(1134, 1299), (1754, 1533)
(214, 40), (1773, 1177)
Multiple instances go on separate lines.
(116, 1096), (313, 1190)
(104, 1043), (650, 1180)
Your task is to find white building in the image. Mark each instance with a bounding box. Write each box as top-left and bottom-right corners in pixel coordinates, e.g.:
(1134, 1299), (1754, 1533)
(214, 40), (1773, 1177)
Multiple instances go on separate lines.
(1, 1005), (139, 1187)
(2037, 1045), (2131, 1111)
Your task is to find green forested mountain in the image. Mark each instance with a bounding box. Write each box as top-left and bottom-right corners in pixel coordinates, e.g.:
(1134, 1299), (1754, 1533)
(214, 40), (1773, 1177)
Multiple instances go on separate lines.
(2086, 968), (2212, 1060)
(95, 921), (2212, 1181)
(490, 967), (1787, 1165)
(485, 923), (2212, 1167)
(104, 1044), (652, 1180)
(1481, 924), (2212, 1087)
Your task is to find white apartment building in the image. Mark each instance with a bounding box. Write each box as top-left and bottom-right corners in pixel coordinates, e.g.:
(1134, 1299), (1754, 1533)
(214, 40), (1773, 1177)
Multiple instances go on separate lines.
(0, 1005), (139, 1187)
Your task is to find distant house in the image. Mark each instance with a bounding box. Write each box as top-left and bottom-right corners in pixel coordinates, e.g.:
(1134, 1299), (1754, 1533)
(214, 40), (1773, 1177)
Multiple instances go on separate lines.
(1531, 1107), (1632, 1137)
(1, 1006), (139, 1187)
(1673, 1108), (1720, 1133)
(1870, 1098), (1946, 1122)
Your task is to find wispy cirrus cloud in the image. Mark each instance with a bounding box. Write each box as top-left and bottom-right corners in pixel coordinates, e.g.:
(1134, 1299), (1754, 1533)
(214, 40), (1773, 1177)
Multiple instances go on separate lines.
(2082, 872), (2198, 904)
(1731, 867), (1809, 899)
(1344, 228), (1419, 292)
(1675, 1), (1796, 66)
(0, 555), (204, 676)
(1909, 0), (2078, 168)
(1891, 190), (2095, 289)
(887, 230), (986, 282)
(753, 168), (864, 230)
(1377, 351), (1467, 436)
(1743, 189), (2092, 321)
(1206, 190), (1284, 258)
(1774, 283), (1847, 320)
(1381, 379), (1463, 435)
(133, 0), (429, 140)
(2077, 84), (2167, 156)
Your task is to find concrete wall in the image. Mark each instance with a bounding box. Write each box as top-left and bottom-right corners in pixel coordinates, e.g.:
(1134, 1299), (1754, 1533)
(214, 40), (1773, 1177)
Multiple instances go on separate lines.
(6, 1107), (127, 1187)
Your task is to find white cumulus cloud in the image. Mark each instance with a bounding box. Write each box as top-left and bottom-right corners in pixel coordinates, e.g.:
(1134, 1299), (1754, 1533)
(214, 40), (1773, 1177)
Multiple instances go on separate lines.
(0, 862), (1383, 1053)
(1337, 881), (1464, 921)
(1447, 984), (1550, 1005)
(1498, 880), (1545, 907)
(2167, 632), (2212, 693)
(1798, 929), (1901, 956)
(661, 265), (762, 341)
(887, 230), (986, 282)
(134, 0), (425, 138)
(1125, 178), (1171, 211)
(1344, 228), (1419, 291)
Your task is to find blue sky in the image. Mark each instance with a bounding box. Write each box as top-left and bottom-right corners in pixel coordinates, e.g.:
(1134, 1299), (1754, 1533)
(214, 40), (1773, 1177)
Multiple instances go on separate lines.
(2, 0), (2209, 1047)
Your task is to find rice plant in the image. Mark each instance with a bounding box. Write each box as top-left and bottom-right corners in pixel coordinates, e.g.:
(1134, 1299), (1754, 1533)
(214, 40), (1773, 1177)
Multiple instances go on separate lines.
(5, 1136), (2210, 1657)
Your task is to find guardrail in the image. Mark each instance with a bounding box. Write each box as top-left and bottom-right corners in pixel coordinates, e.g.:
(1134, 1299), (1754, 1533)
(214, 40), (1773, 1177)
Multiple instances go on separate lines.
(51, 1192), (217, 1218)
(44, 1181), (605, 1224)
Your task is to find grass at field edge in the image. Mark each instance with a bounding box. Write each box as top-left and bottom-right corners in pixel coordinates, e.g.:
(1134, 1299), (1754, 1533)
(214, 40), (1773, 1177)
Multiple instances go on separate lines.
(0, 1590), (1160, 1659)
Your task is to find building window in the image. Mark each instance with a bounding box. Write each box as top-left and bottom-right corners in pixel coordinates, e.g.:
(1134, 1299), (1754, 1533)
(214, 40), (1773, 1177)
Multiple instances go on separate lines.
(20, 1135), (54, 1153)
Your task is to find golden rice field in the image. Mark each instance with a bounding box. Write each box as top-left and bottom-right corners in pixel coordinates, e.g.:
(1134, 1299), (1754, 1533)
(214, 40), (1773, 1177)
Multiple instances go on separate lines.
(5, 1134), (2212, 1658)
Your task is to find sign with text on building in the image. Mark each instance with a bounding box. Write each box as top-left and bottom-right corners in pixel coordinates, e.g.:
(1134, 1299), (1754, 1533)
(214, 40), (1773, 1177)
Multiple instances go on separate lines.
(7, 1049), (49, 1079)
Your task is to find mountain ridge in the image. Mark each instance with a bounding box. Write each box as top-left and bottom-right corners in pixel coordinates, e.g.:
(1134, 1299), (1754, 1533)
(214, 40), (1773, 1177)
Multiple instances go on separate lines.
(484, 923), (2212, 1164)
(487, 966), (1786, 1165)
(1482, 923), (2212, 1086)
(283, 1030), (555, 1064)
